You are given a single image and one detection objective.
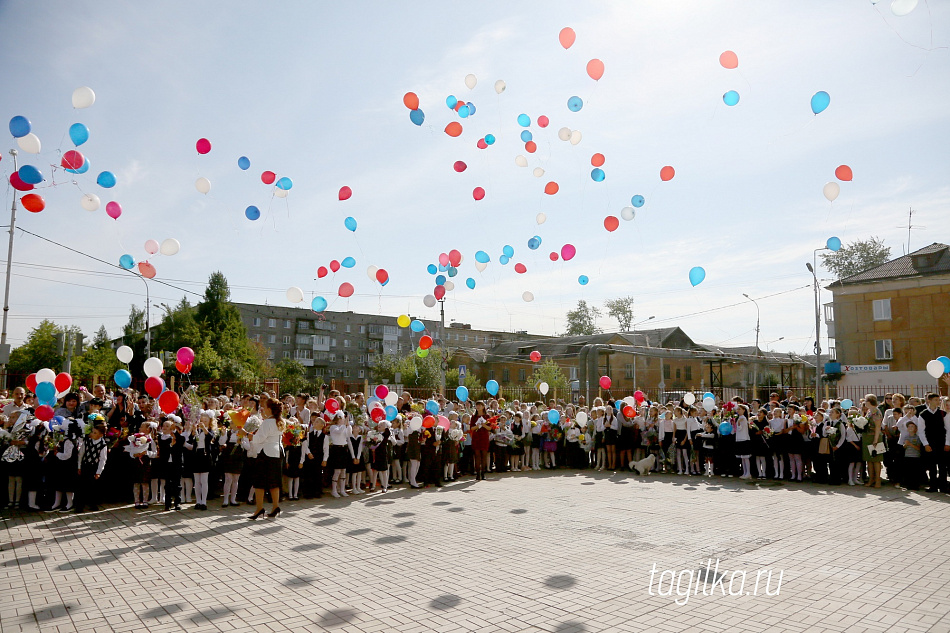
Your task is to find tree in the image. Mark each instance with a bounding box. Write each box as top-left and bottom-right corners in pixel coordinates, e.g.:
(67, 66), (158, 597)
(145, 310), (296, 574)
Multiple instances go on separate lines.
(565, 300), (602, 336)
(72, 324), (120, 383)
(530, 360), (570, 398)
(604, 296), (635, 331)
(371, 349), (450, 391)
(275, 359), (308, 395)
(820, 237), (891, 279)
(193, 272), (262, 381)
(8, 320), (66, 379)
(152, 297), (200, 355)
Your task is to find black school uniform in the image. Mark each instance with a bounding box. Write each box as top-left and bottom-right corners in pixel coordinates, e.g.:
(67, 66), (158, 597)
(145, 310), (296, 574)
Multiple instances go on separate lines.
(218, 430), (245, 475)
(301, 429), (325, 498)
(50, 436), (79, 492)
(347, 436), (365, 474)
(420, 430), (441, 486)
(75, 436), (108, 512)
(156, 432), (184, 509)
(370, 429), (392, 472)
(188, 430), (213, 473)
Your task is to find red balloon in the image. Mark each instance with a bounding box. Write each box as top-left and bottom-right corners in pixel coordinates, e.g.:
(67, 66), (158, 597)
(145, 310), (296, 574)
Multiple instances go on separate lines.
(445, 122), (463, 137)
(559, 27), (576, 49)
(453, 161), (467, 173)
(719, 50), (738, 69)
(422, 415), (436, 428)
(448, 249), (462, 267)
(544, 182), (559, 195)
(454, 100), (465, 112)
(175, 360), (192, 374)
(403, 92), (419, 110)
(660, 166), (675, 181)
(525, 141), (537, 153)
(145, 376), (165, 398)
(476, 138), (488, 149)
(371, 407), (386, 422)
(434, 285), (446, 300)
(514, 263), (527, 274)
(325, 398), (340, 414)
(591, 153), (605, 167)
(338, 282), (354, 298)
(835, 165), (853, 181)
(538, 115), (549, 128)
(586, 59), (605, 81)
(529, 351), (541, 362)
(317, 266), (329, 278)
(375, 268), (389, 284)
(54, 372), (72, 393)
(339, 186), (352, 200)
(604, 216), (620, 232)
(634, 390), (645, 403)
(138, 261), (157, 279)
(158, 390), (180, 415)
(61, 150), (85, 170)
(25, 373), (37, 392)
(10, 172), (33, 192)
(549, 252), (559, 261)
(419, 335), (433, 350)
(473, 187), (485, 201)
(35, 405), (54, 422)
(329, 260), (340, 272)
(599, 375), (612, 389)
(261, 171), (276, 185)
(622, 405), (636, 418)
(196, 138), (212, 154)
(21, 194), (45, 213)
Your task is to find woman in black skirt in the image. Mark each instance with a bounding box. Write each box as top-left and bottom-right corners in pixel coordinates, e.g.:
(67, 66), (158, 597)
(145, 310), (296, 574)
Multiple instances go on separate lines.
(247, 397), (285, 519)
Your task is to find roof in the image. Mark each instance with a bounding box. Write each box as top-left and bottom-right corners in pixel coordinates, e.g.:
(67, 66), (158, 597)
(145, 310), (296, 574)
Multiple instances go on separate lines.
(828, 242), (950, 287)
(697, 344), (813, 366)
(481, 327), (701, 363)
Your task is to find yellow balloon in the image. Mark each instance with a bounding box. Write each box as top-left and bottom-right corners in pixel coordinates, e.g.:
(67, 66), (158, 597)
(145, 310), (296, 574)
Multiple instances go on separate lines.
(397, 314), (411, 328)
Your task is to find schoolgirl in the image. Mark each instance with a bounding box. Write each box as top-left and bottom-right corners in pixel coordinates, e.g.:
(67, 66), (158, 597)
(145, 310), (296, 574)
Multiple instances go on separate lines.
(347, 422), (366, 494)
(698, 420), (717, 476)
(185, 410), (216, 509)
(406, 418), (423, 487)
(733, 404), (752, 479)
(835, 413), (862, 486)
(786, 406), (806, 482)
(657, 408), (675, 473)
(672, 407), (690, 475)
(618, 406), (637, 472)
(510, 412), (524, 472)
(218, 421), (245, 506)
(156, 416), (184, 511)
(750, 409), (770, 480)
(179, 419), (195, 505)
(686, 407), (703, 475)
(129, 420), (158, 509)
(368, 421), (391, 492)
(443, 420), (461, 480)
(592, 407), (606, 470)
(47, 420), (80, 511)
(603, 405), (619, 470)
(283, 424), (304, 501)
(325, 412), (355, 497)
(22, 420), (46, 511)
(74, 423), (109, 513)
(389, 417), (406, 484)
(768, 407), (788, 480)
(420, 424), (442, 487)
(300, 417), (325, 498)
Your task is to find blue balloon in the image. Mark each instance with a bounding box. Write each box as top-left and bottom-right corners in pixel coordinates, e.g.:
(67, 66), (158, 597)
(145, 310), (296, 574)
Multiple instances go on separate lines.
(485, 134), (495, 145)
(119, 254), (135, 269)
(811, 91), (830, 115)
(499, 255), (509, 265)
(591, 168), (605, 182)
(311, 296), (328, 312)
(9, 116), (31, 138)
(341, 256), (356, 268)
(520, 130), (533, 142)
(410, 320), (426, 333)
(18, 165), (43, 185)
(409, 109), (425, 125)
(67, 158), (90, 175)
(385, 405), (398, 421)
(69, 123), (89, 146)
(446, 95), (458, 109)
(36, 381), (56, 403)
(466, 277), (475, 289)
(527, 236), (541, 250)
(245, 205), (260, 221)
(631, 195), (645, 208)
(475, 251), (490, 263)
(703, 392), (714, 400)
(276, 177), (293, 190)
(567, 96), (583, 112)
(689, 266), (706, 287)
(937, 356), (950, 374)
(344, 216), (357, 232)
(426, 399), (440, 414)
(456, 385), (469, 401)
(238, 156), (250, 170)
(517, 113), (531, 127)
(502, 245), (514, 258)
(97, 171), (116, 188)
(718, 421), (733, 436)
(826, 236), (841, 252)
(427, 264), (438, 275)
(114, 369), (132, 389)
(438, 263), (447, 272)
(467, 103), (475, 116)
(447, 266), (457, 278)
(723, 90), (740, 106)
(578, 275), (589, 285)
(841, 399), (854, 409)
(548, 409), (560, 424)
(486, 379), (499, 396)
(458, 105), (470, 118)
(435, 274), (446, 285)
(615, 400), (623, 410)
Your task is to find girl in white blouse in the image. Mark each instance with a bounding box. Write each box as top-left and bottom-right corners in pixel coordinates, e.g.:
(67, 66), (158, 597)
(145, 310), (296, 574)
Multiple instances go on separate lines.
(324, 413), (355, 498)
(733, 404), (752, 479)
(835, 412), (862, 486)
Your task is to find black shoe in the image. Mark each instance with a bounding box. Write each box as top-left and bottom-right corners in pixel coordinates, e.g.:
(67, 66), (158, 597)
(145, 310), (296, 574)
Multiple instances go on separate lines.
(248, 509), (265, 520)
(222, 502), (229, 508)
(410, 484), (422, 489)
(266, 507), (281, 518)
(174, 504), (181, 511)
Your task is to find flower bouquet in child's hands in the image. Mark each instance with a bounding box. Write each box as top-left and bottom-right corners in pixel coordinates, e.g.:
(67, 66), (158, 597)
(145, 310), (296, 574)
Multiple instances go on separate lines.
(282, 422), (305, 447)
(125, 432), (151, 456)
(44, 430), (65, 452)
(242, 416), (262, 435)
(824, 424), (840, 445)
(448, 428), (463, 442)
(104, 426), (122, 449)
(365, 429), (383, 446)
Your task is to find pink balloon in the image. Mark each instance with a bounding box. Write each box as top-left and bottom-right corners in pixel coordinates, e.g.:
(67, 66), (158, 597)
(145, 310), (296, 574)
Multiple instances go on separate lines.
(375, 384), (389, 399)
(138, 261), (156, 279)
(106, 201), (122, 220)
(537, 115), (549, 128)
(599, 375), (612, 390)
(196, 138), (211, 154)
(437, 415), (450, 430)
(339, 186), (352, 201)
(338, 282), (354, 298)
(438, 253), (450, 267)
(144, 239), (159, 254)
(176, 347), (195, 365)
(561, 244), (576, 261)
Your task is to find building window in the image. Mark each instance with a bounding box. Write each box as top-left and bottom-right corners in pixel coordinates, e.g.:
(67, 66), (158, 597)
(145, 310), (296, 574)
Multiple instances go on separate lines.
(252, 334), (261, 343)
(874, 339), (893, 360)
(282, 351), (290, 359)
(284, 320), (292, 329)
(872, 299), (891, 321)
(463, 334), (468, 342)
(267, 349), (275, 360)
(298, 321), (309, 330)
(488, 369), (495, 380)
(359, 340), (366, 349)
(344, 339), (351, 348)
(518, 368), (526, 382)
(328, 354), (336, 362)
(663, 364), (671, 380)
(570, 367), (578, 381)
(358, 370), (365, 379)
(268, 318), (276, 328)
(252, 317), (261, 327)
(268, 334), (276, 344)
(283, 336), (291, 345)
(473, 335), (479, 343)
(359, 325), (366, 334)
(343, 369), (350, 378)
(503, 368), (510, 382)
(331, 338), (337, 347)
(343, 355), (349, 363)
(345, 324), (351, 333)
(675, 368), (681, 379)
(685, 366), (692, 380)
(624, 363), (634, 379)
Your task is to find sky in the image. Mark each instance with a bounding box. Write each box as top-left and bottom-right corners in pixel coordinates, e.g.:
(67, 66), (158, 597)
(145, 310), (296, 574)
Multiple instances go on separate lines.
(0, 0), (947, 359)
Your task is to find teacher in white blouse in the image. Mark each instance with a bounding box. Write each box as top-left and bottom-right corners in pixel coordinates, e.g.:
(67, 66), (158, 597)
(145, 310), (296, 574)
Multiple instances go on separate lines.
(248, 396), (285, 519)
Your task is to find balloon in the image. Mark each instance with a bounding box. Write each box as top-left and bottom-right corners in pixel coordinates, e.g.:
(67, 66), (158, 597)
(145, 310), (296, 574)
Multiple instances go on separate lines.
(826, 236), (842, 252)
(550, 252), (559, 262)
(514, 263), (527, 274)
(114, 345), (135, 367)
(548, 410), (560, 424)
(343, 216), (358, 232)
(631, 195), (645, 208)
(116, 254), (134, 270)
(113, 368), (133, 389)
(453, 161), (467, 173)
(528, 236), (541, 250)
(286, 287), (304, 303)
(598, 375), (611, 390)
(494, 79), (506, 94)
(423, 295), (436, 308)
(835, 165), (853, 181)
(926, 359), (945, 378)
(65, 123), (90, 147)
(702, 397), (716, 412)
(588, 154), (605, 168)
(621, 207), (636, 221)
(196, 138), (212, 154)
(567, 96), (583, 112)
(409, 320), (427, 335)
(485, 134), (495, 144)
(443, 280), (454, 291)
(466, 277), (475, 289)
(591, 168), (605, 182)
(517, 113), (531, 127)
(426, 400), (440, 415)
(538, 382), (549, 395)
(21, 194), (44, 213)
(434, 285), (446, 300)
(703, 392), (714, 400)
(276, 177), (293, 191)
(72, 86), (96, 109)
(462, 73), (478, 91)
(473, 187), (485, 201)
(373, 385), (389, 401)
(525, 141), (537, 153)
(544, 182), (559, 195)
(137, 261), (156, 279)
(172, 347), (195, 366)
(518, 290), (533, 303)
(719, 422), (733, 436)
(245, 205), (260, 221)
(18, 165), (43, 185)
(446, 95), (458, 109)
(144, 239), (160, 255)
(157, 238), (180, 257)
(35, 381), (55, 403)
(55, 372), (73, 394)
(77, 194), (100, 212)
(682, 392), (695, 405)
(340, 256), (356, 269)
(719, 50), (738, 69)
(689, 266), (706, 287)
(529, 350), (541, 363)
(839, 399), (854, 410)
(261, 171), (276, 185)
(445, 122), (463, 137)
(811, 91), (830, 115)
(448, 249), (462, 267)
(61, 150), (85, 170)
(570, 130), (583, 145)
(9, 115), (31, 138)
(17, 133), (41, 154)
(936, 356), (950, 374)
(475, 261), (488, 272)
(622, 405), (636, 418)
(456, 385), (469, 401)
(143, 357), (164, 378)
(10, 172), (33, 192)
(145, 376), (165, 398)
(34, 405), (54, 422)
(723, 90), (740, 106)
(375, 269), (389, 284)
(823, 182), (840, 202)
(557, 127), (571, 142)
(578, 275), (589, 285)
(338, 283), (354, 298)
(586, 59), (605, 81)
(891, 0), (918, 16)
(237, 156), (251, 170)
(106, 201), (122, 220)
(195, 177), (211, 194)
(559, 27), (576, 49)
(660, 166), (675, 181)
(324, 398), (341, 415)
(486, 379), (499, 396)
(604, 216), (619, 232)
(310, 296), (328, 313)
(515, 155), (528, 167)
(553, 244), (574, 262)
(391, 315), (409, 329)
(536, 116), (549, 129)
(435, 274), (446, 286)
(159, 391), (180, 415)
(97, 171), (117, 188)
(402, 92), (421, 111)
(474, 250), (491, 264)
(521, 130), (533, 143)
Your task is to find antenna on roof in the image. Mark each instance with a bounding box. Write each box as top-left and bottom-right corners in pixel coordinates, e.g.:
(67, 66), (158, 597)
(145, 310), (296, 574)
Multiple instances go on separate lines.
(897, 207), (926, 254)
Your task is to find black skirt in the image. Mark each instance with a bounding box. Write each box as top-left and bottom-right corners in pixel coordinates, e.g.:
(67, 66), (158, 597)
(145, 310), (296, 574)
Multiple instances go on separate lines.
(734, 440), (752, 457)
(254, 452), (283, 489)
(328, 444), (350, 470)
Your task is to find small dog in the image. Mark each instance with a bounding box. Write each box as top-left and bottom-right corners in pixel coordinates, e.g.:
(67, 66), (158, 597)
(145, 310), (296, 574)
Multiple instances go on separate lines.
(629, 455), (655, 476)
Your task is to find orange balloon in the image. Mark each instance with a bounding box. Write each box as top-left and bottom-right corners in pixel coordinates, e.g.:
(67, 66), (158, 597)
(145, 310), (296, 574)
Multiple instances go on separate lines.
(445, 122), (463, 137)
(591, 153), (605, 167)
(559, 27), (576, 49)
(419, 335), (433, 350)
(525, 141), (537, 153)
(138, 261), (157, 279)
(719, 50), (738, 69)
(403, 92), (419, 110)
(21, 193), (45, 213)
(835, 165), (853, 181)
(544, 181), (559, 195)
(660, 165), (675, 181)
(604, 216), (619, 232)
(586, 59), (605, 81)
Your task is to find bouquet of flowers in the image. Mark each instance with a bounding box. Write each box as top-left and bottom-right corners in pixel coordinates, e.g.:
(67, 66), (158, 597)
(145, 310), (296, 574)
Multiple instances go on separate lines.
(243, 416), (262, 435)
(365, 429), (383, 446)
(125, 432), (151, 456)
(282, 422), (306, 447)
(547, 426), (562, 442)
(104, 426), (123, 449)
(762, 426), (774, 440)
(851, 415), (869, 432)
(44, 430), (65, 452)
(494, 427), (513, 446)
(824, 424), (840, 445)
(645, 428), (658, 444)
(448, 428), (463, 442)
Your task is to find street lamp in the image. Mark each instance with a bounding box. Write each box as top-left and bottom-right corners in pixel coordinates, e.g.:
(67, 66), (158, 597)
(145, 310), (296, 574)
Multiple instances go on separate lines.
(806, 262), (821, 401)
(766, 336), (784, 351)
(742, 293), (761, 400)
(631, 315), (655, 331)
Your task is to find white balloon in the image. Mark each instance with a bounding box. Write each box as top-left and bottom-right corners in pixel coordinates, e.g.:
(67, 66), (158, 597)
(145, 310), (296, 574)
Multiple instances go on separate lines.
(621, 206), (636, 221)
(195, 177), (211, 194)
(570, 130), (583, 145)
(702, 396), (716, 412)
(274, 188), (288, 198)
(683, 392), (696, 405)
(72, 86), (96, 109)
(143, 357), (164, 379)
(36, 368), (56, 385)
(522, 291), (534, 302)
(81, 193), (101, 212)
(475, 261), (488, 272)
(494, 79), (506, 94)
(891, 0), (918, 15)
(539, 382), (549, 395)
(409, 416), (423, 431)
(423, 295), (436, 308)
(623, 396), (636, 408)
(457, 253), (464, 265)
(444, 280), (455, 291)
(16, 133), (41, 154)
(536, 212), (547, 225)
(533, 167), (545, 178)
(515, 155), (528, 167)
(367, 265), (378, 281)
(557, 127), (572, 141)
(576, 411), (588, 425)
(116, 345), (133, 364)
(823, 182), (840, 202)
(926, 359), (945, 378)
(286, 286), (304, 303)
(160, 238), (180, 256)
(384, 392), (398, 407)
(464, 74), (477, 90)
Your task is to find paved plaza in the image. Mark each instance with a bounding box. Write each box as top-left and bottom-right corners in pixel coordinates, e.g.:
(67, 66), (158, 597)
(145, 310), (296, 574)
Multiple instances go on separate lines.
(2, 470), (950, 633)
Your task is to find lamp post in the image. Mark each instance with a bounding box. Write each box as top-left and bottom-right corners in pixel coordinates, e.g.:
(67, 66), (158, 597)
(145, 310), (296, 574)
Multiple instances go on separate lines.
(805, 262), (821, 401)
(742, 293), (760, 401)
(631, 315), (655, 331)
(0, 149), (19, 389)
(765, 336), (784, 351)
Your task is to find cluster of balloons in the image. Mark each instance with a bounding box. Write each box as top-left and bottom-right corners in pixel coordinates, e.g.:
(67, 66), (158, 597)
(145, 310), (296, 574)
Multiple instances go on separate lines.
(25, 368), (73, 421)
(925, 356), (950, 379)
(822, 165), (853, 203)
(402, 93), (425, 126)
(395, 314), (436, 358)
(719, 51), (741, 106)
(118, 238), (180, 280)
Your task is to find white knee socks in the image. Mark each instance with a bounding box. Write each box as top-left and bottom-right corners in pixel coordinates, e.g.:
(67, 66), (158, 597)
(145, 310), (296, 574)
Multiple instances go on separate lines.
(194, 472), (209, 505)
(182, 478), (193, 503)
(409, 460), (420, 486)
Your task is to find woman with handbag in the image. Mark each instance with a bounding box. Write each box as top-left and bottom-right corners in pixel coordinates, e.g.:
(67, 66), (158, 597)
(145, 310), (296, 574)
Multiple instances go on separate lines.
(861, 395), (885, 488)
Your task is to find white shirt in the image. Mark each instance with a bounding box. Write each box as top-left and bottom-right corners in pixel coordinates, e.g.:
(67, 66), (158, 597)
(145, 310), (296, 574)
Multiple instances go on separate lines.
(734, 416), (750, 442)
(686, 417), (703, 433)
(768, 417), (787, 433)
(292, 406), (311, 426)
(249, 417), (283, 458)
(673, 417), (687, 431)
(918, 407), (950, 447)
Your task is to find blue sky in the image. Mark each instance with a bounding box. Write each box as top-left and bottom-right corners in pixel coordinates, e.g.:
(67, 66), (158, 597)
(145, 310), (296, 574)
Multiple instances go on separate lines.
(0, 1), (947, 358)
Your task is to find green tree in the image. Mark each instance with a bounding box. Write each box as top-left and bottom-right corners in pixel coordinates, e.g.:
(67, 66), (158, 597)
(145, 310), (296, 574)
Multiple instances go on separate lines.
(530, 360), (570, 398)
(565, 300), (602, 335)
(152, 297), (201, 355)
(8, 320), (66, 379)
(72, 324), (120, 383)
(275, 359), (308, 395)
(819, 236), (891, 279)
(371, 349), (449, 390)
(193, 272), (262, 381)
(604, 296), (635, 331)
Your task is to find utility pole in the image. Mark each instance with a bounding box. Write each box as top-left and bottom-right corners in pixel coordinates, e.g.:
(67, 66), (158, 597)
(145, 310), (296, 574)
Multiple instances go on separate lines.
(743, 294), (760, 401)
(439, 298), (446, 397)
(0, 149), (20, 390)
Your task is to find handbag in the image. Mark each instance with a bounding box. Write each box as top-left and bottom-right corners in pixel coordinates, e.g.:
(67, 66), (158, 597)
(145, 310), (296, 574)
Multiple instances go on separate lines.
(869, 442), (887, 456)
(818, 438), (830, 455)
